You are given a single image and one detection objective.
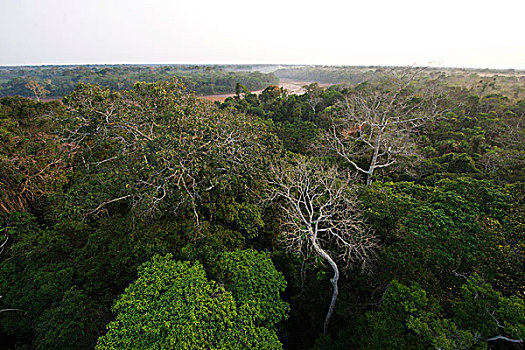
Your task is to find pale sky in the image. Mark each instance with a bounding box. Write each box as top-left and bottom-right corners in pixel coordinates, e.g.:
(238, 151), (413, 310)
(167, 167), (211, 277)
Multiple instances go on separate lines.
(1, 0), (524, 69)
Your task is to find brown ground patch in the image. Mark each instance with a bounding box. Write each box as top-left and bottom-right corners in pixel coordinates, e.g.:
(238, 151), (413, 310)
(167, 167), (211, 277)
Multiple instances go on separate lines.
(199, 79), (334, 102)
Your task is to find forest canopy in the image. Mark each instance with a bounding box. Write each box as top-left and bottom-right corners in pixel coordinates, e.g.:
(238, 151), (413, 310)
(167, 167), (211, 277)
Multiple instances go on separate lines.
(0, 67), (524, 349)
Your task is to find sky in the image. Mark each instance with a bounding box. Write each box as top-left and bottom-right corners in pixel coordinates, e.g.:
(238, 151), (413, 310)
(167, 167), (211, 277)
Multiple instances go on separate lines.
(1, 0), (524, 69)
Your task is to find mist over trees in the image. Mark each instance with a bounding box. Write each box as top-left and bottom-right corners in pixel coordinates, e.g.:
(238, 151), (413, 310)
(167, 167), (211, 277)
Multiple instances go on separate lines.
(0, 66), (524, 349)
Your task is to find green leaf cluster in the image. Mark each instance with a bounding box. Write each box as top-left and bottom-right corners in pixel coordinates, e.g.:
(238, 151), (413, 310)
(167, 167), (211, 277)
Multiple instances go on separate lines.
(96, 253), (286, 350)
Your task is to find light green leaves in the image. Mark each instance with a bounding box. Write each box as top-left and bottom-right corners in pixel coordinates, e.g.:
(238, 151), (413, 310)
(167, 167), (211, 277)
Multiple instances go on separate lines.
(96, 253), (285, 350)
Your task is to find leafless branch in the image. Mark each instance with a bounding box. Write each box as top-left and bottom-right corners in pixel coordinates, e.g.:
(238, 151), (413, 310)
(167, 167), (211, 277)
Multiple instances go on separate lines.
(486, 335), (523, 343)
(86, 195), (132, 216)
(325, 68), (448, 185)
(0, 232), (8, 255)
(269, 156), (377, 333)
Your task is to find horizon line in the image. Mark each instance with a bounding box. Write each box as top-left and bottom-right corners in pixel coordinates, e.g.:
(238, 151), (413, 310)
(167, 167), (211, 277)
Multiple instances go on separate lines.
(1, 62), (525, 72)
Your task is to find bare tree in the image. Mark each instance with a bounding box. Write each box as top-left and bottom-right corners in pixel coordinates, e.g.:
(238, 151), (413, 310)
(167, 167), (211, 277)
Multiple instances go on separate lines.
(25, 79), (49, 102)
(326, 69), (448, 185)
(269, 157), (377, 333)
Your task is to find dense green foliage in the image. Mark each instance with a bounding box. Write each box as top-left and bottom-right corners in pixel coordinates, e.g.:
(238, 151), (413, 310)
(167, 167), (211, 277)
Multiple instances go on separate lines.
(96, 254), (285, 349)
(213, 250), (289, 329)
(365, 276), (524, 350)
(60, 80), (278, 219)
(0, 67), (523, 349)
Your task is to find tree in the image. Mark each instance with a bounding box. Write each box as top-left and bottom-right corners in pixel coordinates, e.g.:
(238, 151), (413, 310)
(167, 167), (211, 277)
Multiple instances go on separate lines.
(270, 156), (377, 334)
(326, 69), (448, 185)
(213, 249), (289, 329)
(366, 276), (524, 349)
(304, 83), (323, 114)
(24, 79), (49, 102)
(366, 279), (479, 350)
(35, 288), (100, 350)
(96, 254), (284, 349)
(0, 212), (102, 349)
(0, 97), (69, 213)
(361, 178), (524, 302)
(479, 100), (525, 182)
(455, 274), (524, 346)
(62, 80), (278, 220)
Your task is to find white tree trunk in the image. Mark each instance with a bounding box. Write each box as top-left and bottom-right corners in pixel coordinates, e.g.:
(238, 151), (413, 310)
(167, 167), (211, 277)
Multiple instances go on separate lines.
(310, 234), (340, 334)
(366, 127), (384, 186)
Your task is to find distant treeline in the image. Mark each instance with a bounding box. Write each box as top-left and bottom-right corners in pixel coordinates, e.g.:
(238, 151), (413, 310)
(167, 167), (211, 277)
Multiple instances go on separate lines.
(274, 66), (379, 84)
(0, 65), (279, 98)
(274, 65), (525, 100)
